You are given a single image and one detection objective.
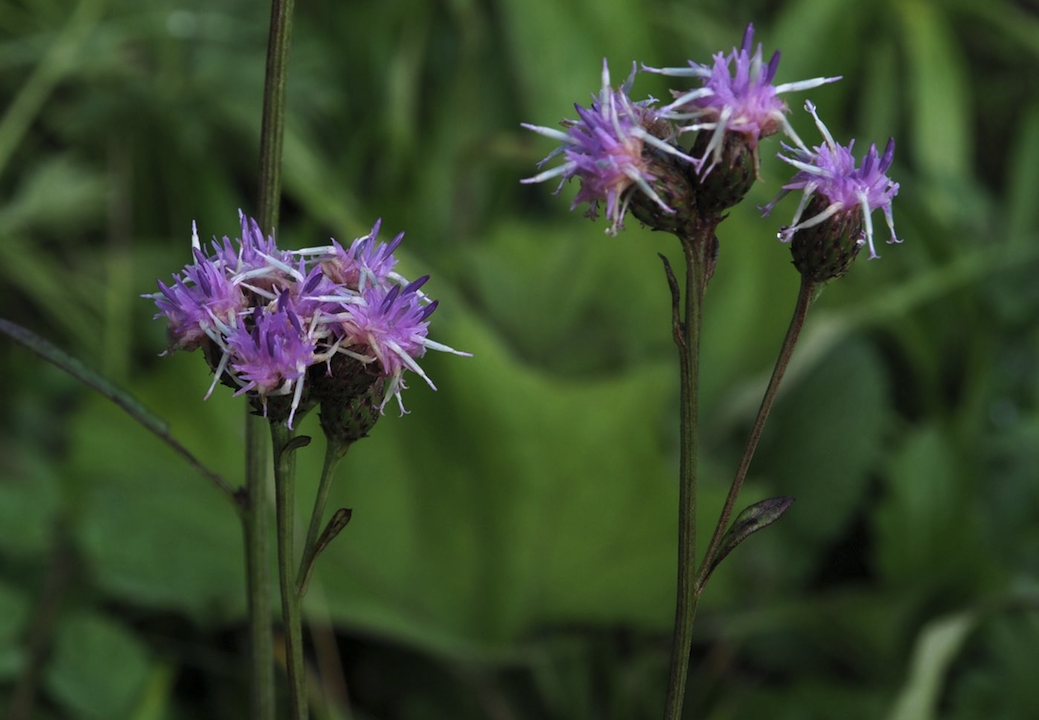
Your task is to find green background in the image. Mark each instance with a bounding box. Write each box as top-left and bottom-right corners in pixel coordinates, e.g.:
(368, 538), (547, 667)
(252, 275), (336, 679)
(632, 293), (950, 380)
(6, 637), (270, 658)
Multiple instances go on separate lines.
(2, 0), (1038, 717)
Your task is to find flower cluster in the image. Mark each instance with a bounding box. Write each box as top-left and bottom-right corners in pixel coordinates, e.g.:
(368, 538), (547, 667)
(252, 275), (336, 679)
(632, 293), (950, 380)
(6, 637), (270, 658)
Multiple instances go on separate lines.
(148, 213), (469, 431)
(521, 23), (900, 278)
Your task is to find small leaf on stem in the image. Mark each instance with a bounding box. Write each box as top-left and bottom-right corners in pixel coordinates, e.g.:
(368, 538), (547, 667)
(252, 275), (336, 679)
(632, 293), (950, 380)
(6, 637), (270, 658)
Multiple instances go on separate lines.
(699, 496), (794, 593)
(281, 435), (312, 455)
(297, 508), (352, 598)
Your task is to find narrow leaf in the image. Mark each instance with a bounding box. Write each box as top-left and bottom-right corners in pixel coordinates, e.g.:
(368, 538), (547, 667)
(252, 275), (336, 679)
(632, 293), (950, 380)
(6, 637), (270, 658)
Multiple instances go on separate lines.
(0, 318), (236, 503)
(700, 496), (794, 591)
(298, 508), (352, 598)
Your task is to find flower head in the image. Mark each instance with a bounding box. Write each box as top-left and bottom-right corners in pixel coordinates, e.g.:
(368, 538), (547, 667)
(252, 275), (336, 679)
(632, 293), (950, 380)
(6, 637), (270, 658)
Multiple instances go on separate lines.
(328, 276), (468, 413)
(146, 213), (469, 430)
(153, 248), (246, 352)
(320, 218), (403, 291)
(522, 60), (696, 234)
(762, 101), (900, 280)
(226, 299), (316, 427)
(645, 24), (840, 177)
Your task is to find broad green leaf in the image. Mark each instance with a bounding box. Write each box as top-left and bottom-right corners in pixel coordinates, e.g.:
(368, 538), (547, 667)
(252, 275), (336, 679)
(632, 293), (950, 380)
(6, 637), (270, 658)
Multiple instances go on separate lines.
(68, 366), (246, 623)
(0, 450), (61, 559)
(874, 426), (981, 591)
(67, 296), (679, 653)
(751, 339), (888, 579)
(0, 579), (29, 680)
(0, 319), (235, 504)
(44, 611), (152, 720)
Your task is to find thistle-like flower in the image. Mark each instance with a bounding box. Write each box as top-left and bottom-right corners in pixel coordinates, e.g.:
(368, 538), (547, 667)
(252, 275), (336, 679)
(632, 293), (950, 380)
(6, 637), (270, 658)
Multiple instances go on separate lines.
(645, 24), (840, 179)
(226, 300), (316, 428)
(147, 214), (469, 430)
(762, 101), (901, 281)
(327, 277), (444, 414)
(154, 248), (246, 352)
(521, 59), (697, 235)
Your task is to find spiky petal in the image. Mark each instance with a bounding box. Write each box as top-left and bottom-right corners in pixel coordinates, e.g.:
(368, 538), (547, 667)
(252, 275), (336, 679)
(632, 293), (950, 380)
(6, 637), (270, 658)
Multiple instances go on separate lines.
(762, 100), (900, 262)
(522, 59), (697, 234)
(644, 24), (840, 177)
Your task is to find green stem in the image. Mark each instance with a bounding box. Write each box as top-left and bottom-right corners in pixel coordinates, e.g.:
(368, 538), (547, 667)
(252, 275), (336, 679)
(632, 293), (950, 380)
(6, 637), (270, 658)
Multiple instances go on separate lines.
(257, 0), (296, 230)
(296, 440), (350, 595)
(696, 278), (820, 593)
(245, 0), (296, 715)
(661, 233), (708, 720)
(272, 423), (309, 720)
(243, 415), (274, 720)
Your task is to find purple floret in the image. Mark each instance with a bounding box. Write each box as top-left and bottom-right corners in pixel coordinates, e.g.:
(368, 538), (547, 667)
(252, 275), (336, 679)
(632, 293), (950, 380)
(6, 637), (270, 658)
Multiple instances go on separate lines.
(226, 300), (316, 428)
(644, 24), (840, 176)
(522, 60), (696, 234)
(762, 101), (901, 259)
(154, 248), (246, 351)
(322, 219), (403, 291)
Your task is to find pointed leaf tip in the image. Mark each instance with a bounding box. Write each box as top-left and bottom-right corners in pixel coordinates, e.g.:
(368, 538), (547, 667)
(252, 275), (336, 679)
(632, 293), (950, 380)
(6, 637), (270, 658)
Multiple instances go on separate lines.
(700, 496), (795, 591)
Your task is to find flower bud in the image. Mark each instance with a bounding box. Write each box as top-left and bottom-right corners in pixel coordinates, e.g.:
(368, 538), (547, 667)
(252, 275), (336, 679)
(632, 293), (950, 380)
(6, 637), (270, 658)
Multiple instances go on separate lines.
(627, 147), (698, 232)
(318, 377), (386, 445)
(690, 131), (757, 214)
(787, 195), (864, 282)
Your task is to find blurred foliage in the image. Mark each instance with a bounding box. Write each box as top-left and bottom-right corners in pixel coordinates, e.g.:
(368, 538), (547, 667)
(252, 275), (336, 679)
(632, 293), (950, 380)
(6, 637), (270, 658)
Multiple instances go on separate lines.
(2, 0), (1038, 718)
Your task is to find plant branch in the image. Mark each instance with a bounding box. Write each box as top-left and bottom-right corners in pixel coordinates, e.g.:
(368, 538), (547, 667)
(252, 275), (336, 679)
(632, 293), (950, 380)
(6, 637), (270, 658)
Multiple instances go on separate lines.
(296, 440), (350, 596)
(696, 277), (820, 593)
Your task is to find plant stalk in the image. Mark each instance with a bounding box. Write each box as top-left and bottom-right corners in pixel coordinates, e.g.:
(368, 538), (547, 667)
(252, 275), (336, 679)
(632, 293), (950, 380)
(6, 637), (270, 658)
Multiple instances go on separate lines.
(661, 232), (708, 720)
(243, 415), (275, 720)
(696, 278), (820, 592)
(257, 0), (296, 232)
(296, 440), (350, 595)
(272, 423), (309, 720)
(247, 0), (297, 716)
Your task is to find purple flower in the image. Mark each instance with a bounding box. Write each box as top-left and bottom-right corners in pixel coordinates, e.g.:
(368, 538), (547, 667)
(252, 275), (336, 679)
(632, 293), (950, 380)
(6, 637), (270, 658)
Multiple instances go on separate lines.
(225, 299), (316, 428)
(153, 248), (247, 351)
(149, 213), (469, 426)
(326, 277), (469, 413)
(522, 60), (696, 235)
(317, 219), (403, 291)
(762, 101), (901, 260)
(644, 24), (840, 176)
(205, 212), (299, 301)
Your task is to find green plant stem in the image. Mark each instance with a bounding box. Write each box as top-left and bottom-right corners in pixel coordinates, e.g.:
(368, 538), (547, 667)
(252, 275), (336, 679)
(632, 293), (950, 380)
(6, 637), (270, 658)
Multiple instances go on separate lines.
(242, 416), (275, 720)
(696, 277), (821, 593)
(296, 440), (350, 595)
(272, 423), (309, 720)
(245, 0), (296, 716)
(661, 233), (708, 720)
(257, 0), (296, 230)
